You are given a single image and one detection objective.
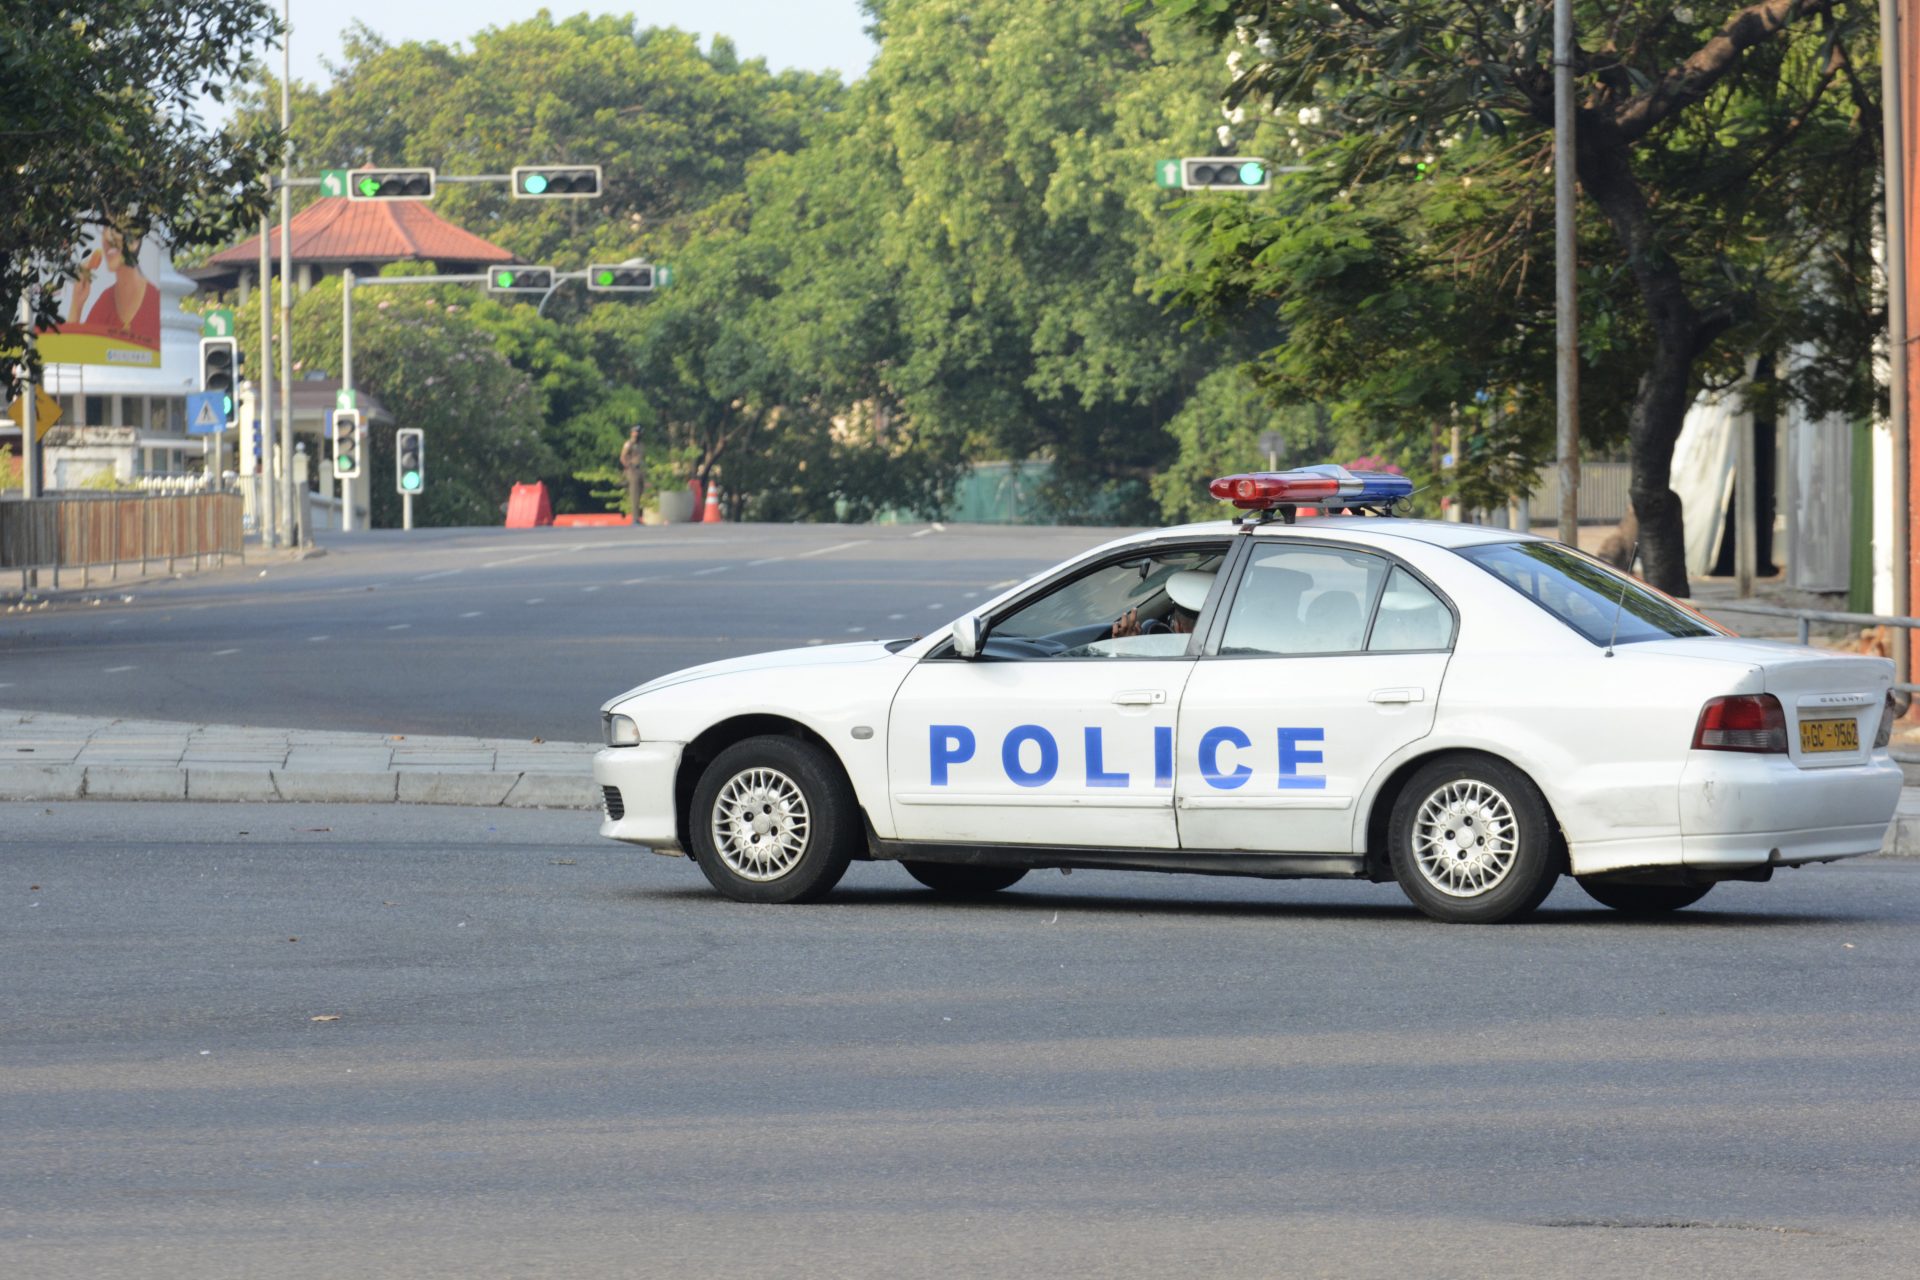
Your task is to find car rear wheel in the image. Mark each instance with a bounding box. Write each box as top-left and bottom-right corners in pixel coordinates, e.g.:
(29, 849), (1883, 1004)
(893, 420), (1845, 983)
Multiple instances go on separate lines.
(1575, 878), (1714, 915)
(1388, 756), (1559, 924)
(900, 861), (1028, 897)
(690, 736), (858, 904)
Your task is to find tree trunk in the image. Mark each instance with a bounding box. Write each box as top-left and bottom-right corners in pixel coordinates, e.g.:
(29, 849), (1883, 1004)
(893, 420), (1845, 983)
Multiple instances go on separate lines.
(1576, 133), (1703, 597)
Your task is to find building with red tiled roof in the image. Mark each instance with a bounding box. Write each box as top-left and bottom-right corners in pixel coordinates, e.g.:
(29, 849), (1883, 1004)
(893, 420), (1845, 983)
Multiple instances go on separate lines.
(188, 197), (516, 298)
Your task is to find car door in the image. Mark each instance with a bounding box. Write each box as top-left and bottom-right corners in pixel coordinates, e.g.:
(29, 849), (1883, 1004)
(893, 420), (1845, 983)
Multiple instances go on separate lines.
(1174, 538), (1456, 854)
(887, 541), (1231, 849)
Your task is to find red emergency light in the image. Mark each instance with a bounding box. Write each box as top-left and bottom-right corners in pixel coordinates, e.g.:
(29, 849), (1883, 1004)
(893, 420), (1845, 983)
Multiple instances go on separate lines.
(1208, 465), (1413, 511)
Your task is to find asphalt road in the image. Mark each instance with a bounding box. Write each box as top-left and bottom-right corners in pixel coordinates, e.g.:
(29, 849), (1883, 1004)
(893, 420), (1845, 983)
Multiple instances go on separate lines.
(5, 801), (1919, 1278)
(0, 524), (1109, 740)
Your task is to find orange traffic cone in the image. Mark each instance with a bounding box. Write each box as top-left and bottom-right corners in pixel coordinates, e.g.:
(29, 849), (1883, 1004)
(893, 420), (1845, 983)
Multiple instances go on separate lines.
(701, 484), (723, 523)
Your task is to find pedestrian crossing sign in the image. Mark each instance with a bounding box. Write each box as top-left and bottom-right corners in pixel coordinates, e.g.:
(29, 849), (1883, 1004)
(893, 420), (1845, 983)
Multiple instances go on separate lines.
(186, 391), (227, 435)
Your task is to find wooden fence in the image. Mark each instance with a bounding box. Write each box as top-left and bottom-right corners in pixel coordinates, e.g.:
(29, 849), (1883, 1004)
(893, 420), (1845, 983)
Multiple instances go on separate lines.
(0, 493), (244, 586)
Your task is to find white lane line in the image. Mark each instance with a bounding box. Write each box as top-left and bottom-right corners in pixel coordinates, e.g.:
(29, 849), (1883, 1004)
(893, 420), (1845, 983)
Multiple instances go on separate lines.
(692, 566), (729, 576)
(963, 592), (979, 599)
(0, 682), (10, 688)
(526, 598), (545, 605)
(992, 578), (1020, 588)
(745, 555), (787, 567)
(414, 569), (462, 582)
(620, 577), (657, 587)
(926, 603), (944, 610)
(307, 635), (330, 642)
(387, 624), (411, 631)
(104, 665), (136, 673)
(483, 551), (562, 569)
(912, 528), (934, 538)
(460, 611), (484, 619)
(846, 626), (866, 634)
(792, 539), (870, 560)
(806, 639), (825, 646)
(213, 648), (240, 657)
(580, 586), (601, 594)
(887, 613), (905, 621)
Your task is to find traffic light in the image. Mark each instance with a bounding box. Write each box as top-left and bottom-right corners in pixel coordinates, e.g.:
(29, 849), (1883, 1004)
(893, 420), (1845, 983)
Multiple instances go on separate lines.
(396, 428), (426, 495)
(347, 168), (436, 200)
(1179, 157), (1271, 191)
(332, 410), (363, 480)
(488, 266), (556, 293)
(198, 337), (240, 424)
(586, 263), (655, 292)
(511, 165), (603, 198)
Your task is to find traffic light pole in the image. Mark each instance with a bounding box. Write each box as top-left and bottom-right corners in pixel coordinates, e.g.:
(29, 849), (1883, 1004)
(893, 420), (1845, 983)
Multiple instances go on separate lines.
(341, 267), (355, 532)
(257, 209), (277, 548)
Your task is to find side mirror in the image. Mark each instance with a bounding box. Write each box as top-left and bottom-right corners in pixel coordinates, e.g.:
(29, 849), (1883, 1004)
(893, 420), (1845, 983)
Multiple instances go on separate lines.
(952, 613), (989, 660)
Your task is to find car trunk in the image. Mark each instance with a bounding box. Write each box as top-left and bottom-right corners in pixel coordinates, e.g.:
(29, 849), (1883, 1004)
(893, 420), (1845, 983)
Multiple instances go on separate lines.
(1631, 638), (1892, 768)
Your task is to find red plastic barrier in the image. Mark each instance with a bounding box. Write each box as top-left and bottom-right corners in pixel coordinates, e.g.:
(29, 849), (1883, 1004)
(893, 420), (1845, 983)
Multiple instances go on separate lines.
(505, 482), (554, 528)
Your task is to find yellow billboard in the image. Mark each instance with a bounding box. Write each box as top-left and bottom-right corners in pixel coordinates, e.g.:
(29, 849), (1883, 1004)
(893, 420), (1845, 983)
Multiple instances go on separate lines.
(37, 225), (165, 368)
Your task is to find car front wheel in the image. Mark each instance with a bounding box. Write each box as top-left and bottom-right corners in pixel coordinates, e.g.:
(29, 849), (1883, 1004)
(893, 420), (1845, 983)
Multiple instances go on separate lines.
(1575, 878), (1714, 915)
(690, 736), (859, 904)
(1388, 756), (1560, 924)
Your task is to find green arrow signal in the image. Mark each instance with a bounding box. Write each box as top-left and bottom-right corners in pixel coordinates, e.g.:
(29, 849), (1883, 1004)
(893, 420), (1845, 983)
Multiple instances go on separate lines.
(495, 271), (515, 287)
(358, 177), (380, 197)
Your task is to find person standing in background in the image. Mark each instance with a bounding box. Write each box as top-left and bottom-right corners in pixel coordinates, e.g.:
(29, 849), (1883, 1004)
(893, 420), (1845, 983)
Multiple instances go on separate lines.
(619, 427), (646, 526)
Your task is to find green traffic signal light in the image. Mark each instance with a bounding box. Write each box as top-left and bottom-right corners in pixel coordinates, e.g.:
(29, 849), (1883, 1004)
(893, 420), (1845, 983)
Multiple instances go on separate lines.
(596, 269), (614, 286)
(523, 174), (549, 195)
(336, 455), (352, 474)
(401, 471), (421, 492)
(1238, 161), (1266, 185)
(496, 270), (514, 288)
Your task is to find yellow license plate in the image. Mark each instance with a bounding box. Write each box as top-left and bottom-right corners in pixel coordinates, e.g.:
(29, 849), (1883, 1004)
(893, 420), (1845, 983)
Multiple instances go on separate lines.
(1799, 718), (1859, 753)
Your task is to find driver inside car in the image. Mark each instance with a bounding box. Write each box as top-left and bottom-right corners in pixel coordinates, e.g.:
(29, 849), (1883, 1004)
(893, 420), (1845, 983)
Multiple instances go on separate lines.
(1111, 569), (1215, 639)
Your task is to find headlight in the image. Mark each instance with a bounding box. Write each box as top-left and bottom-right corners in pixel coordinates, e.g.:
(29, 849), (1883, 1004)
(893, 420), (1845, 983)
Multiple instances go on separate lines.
(603, 712), (640, 747)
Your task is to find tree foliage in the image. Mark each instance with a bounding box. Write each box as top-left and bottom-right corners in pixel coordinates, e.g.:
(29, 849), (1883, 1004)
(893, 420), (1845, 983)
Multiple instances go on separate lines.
(1152, 0), (1882, 592)
(3, 0), (281, 395)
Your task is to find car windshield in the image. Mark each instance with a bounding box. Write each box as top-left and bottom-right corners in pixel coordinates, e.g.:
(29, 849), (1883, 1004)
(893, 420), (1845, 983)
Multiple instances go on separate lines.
(1457, 541), (1722, 646)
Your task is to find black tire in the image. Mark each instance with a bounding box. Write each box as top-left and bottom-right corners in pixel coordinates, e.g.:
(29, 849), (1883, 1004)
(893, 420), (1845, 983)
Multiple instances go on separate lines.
(1575, 878), (1714, 915)
(689, 735), (859, 904)
(900, 861), (1028, 897)
(1388, 755), (1560, 924)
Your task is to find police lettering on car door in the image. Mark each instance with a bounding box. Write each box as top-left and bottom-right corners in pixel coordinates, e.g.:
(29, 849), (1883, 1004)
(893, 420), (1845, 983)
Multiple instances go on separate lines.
(928, 723), (1327, 790)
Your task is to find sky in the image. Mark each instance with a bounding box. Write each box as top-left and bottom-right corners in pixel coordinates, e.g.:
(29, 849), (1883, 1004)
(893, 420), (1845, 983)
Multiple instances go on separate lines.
(272, 0), (878, 87)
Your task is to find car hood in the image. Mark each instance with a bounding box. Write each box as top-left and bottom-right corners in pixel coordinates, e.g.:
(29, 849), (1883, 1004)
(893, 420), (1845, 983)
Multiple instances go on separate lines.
(603, 640), (902, 708)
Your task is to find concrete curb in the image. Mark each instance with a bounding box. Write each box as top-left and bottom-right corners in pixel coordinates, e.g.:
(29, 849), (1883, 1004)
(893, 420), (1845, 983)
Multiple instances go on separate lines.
(0, 765), (598, 811)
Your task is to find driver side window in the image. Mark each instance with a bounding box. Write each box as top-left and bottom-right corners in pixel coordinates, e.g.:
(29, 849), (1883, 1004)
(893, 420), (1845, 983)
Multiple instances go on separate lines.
(983, 545), (1227, 660)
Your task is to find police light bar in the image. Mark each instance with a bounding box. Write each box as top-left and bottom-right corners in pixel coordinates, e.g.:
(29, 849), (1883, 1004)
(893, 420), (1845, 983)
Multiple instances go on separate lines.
(1208, 464), (1413, 510)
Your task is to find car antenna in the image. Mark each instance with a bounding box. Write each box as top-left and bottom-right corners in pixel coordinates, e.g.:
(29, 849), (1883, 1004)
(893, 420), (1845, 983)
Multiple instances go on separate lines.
(1605, 542), (1639, 658)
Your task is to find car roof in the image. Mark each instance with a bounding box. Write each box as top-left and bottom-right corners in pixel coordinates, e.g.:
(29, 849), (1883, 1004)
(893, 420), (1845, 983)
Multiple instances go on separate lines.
(1115, 516), (1542, 551)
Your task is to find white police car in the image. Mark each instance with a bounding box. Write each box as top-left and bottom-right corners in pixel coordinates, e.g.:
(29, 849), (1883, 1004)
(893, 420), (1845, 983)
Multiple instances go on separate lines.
(594, 465), (1903, 923)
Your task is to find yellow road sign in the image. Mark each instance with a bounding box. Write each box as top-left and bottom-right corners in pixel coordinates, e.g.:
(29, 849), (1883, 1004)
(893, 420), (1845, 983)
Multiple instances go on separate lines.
(4, 388), (61, 440)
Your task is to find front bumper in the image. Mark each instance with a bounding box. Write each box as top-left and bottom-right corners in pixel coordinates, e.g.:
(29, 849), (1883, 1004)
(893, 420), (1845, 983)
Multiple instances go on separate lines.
(1677, 750), (1903, 869)
(592, 742), (684, 851)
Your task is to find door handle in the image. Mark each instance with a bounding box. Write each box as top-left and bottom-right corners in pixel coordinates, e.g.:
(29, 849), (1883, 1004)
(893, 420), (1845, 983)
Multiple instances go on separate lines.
(1369, 688), (1424, 704)
(1112, 690), (1167, 706)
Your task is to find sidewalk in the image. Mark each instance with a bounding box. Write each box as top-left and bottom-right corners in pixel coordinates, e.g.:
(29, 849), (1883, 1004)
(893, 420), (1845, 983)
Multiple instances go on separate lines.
(0, 709), (599, 809)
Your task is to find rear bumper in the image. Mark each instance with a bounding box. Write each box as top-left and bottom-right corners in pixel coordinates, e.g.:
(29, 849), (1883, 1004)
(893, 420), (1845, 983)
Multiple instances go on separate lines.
(1677, 751), (1902, 868)
(592, 742), (684, 850)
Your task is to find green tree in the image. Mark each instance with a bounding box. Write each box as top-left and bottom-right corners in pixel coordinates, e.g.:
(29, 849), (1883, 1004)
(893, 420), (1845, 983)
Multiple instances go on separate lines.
(1155, 0), (1881, 594)
(3, 0), (280, 392)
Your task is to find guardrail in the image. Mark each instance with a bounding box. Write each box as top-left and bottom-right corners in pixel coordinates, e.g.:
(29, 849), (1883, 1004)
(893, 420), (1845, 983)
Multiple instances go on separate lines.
(1703, 600), (1920, 694)
(1, 492), (244, 588)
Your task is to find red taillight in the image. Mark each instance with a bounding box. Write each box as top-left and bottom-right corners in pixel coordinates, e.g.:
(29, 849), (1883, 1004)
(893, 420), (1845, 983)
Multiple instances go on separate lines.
(1692, 694), (1788, 753)
(1875, 692), (1897, 749)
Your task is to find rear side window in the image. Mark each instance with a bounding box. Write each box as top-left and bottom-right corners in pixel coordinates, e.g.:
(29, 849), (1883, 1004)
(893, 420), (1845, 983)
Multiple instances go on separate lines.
(1219, 544), (1390, 656)
(1369, 567), (1454, 652)
(1459, 541), (1721, 645)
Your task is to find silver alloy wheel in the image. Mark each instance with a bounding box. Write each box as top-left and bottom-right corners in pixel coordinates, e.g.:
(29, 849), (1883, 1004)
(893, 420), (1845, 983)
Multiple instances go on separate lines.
(710, 766), (812, 882)
(1410, 779), (1519, 898)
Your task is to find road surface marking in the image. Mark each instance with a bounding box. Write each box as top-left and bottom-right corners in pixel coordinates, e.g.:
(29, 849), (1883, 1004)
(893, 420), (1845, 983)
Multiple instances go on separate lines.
(963, 592), (979, 599)
(525, 598), (545, 605)
(483, 551), (562, 569)
(104, 666), (136, 673)
(847, 626), (866, 634)
(580, 586), (601, 594)
(307, 635), (329, 642)
(620, 577), (657, 587)
(792, 539), (869, 560)
(414, 569), (462, 582)
(460, 611), (484, 619)
(926, 603), (944, 610)
(692, 566), (729, 576)
(746, 555), (787, 566)
(887, 613), (905, 620)
(912, 528), (933, 538)
(213, 648), (240, 657)
(387, 624), (411, 631)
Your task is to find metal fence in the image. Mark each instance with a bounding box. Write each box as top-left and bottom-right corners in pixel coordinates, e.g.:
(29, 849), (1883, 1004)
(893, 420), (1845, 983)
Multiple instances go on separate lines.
(1528, 461), (1632, 524)
(1706, 600), (1920, 694)
(0, 492), (245, 587)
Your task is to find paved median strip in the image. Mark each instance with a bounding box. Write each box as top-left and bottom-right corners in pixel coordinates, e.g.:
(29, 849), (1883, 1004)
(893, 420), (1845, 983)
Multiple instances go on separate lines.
(0, 709), (601, 810)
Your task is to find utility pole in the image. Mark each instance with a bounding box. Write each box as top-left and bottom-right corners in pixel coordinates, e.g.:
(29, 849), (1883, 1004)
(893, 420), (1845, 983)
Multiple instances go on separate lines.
(278, 0), (297, 548)
(257, 210), (276, 546)
(1881, 0), (1911, 690)
(14, 297), (39, 501)
(341, 267), (355, 531)
(1553, 0), (1581, 546)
